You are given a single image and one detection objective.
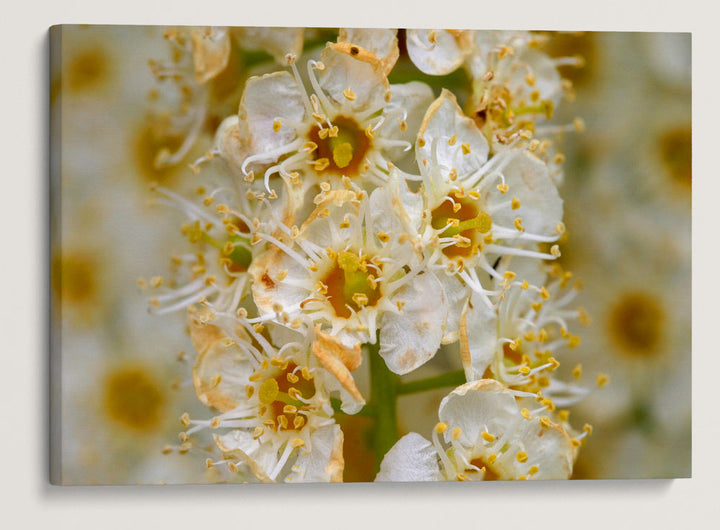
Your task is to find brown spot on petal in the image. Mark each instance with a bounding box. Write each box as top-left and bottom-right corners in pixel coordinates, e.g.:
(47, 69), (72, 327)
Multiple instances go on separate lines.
(67, 48), (110, 93)
(658, 126), (692, 190)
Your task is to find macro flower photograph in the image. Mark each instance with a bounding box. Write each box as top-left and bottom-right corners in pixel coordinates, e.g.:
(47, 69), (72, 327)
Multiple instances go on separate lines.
(49, 24), (691, 484)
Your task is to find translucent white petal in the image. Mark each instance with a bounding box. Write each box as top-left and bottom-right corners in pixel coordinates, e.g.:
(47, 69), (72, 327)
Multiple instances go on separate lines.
(376, 433), (442, 481)
(379, 271), (448, 374)
(406, 29), (469, 75)
(460, 293), (497, 380)
(241, 71), (305, 155)
(487, 151), (563, 237)
(417, 90), (490, 182)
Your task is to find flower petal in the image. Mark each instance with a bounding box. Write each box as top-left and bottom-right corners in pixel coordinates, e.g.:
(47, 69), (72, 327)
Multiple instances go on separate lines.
(320, 42), (389, 114)
(188, 306), (254, 412)
(241, 71), (305, 155)
(291, 423), (344, 482)
(376, 433), (442, 481)
(379, 271), (448, 374)
(233, 27), (304, 64)
(459, 293), (497, 380)
(406, 29), (470, 75)
(339, 28), (399, 75)
(190, 27), (231, 84)
(417, 89), (490, 185)
(487, 150), (563, 237)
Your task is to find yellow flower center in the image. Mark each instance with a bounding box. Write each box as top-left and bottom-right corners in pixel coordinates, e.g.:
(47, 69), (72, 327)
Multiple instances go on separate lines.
(322, 250), (383, 319)
(256, 360), (316, 432)
(308, 116), (371, 177)
(431, 192), (492, 259)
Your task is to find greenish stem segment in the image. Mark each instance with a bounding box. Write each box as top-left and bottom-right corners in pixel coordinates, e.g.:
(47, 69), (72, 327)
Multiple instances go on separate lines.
(396, 369), (466, 395)
(367, 341), (399, 473)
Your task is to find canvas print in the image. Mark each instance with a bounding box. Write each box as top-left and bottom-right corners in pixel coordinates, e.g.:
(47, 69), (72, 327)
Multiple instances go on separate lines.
(49, 25), (691, 484)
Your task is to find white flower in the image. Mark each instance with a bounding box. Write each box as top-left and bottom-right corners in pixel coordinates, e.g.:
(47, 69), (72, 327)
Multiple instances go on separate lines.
(377, 380), (578, 481)
(181, 308), (358, 483)
(217, 40), (433, 197)
(250, 188), (449, 375)
(460, 257), (589, 408)
(390, 90), (563, 322)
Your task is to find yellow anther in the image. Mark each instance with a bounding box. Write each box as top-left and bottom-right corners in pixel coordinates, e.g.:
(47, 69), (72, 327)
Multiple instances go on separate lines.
(538, 376), (551, 388)
(352, 293), (369, 307)
(272, 120), (282, 133)
(328, 126), (339, 138)
(418, 137), (426, 148)
(435, 422), (448, 434)
(520, 408), (531, 420)
(291, 438), (305, 448)
(583, 424), (593, 436)
(521, 280), (530, 290)
(150, 276), (163, 288)
(178, 442), (192, 454)
(448, 134), (457, 146)
(293, 415), (306, 430)
(516, 451), (528, 463)
(571, 438), (581, 448)
(205, 458), (214, 469)
(396, 300), (406, 311)
(461, 143), (471, 155)
(541, 398), (556, 411)
(514, 217), (525, 231)
(283, 405), (298, 415)
(558, 410), (570, 423)
(303, 141), (318, 153)
(343, 87), (356, 101)
(597, 373), (609, 388)
(448, 168), (458, 181)
(228, 461), (239, 473)
(528, 465), (539, 475)
(210, 416), (221, 429)
(179, 412), (191, 427)
(301, 367), (314, 380)
(511, 197), (521, 210)
(540, 287), (550, 300)
(568, 335), (581, 348)
(451, 427), (463, 440)
(377, 231), (390, 243)
(277, 415), (289, 430)
(482, 432), (495, 443)
(504, 271), (516, 281)
(162, 445), (173, 455)
(456, 473), (469, 481)
(519, 366), (531, 375)
(286, 372), (300, 384)
(539, 416), (552, 429)
(312, 157), (330, 171)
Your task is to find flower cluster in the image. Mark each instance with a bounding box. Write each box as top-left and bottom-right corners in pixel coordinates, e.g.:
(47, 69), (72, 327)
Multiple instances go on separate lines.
(142, 27), (600, 482)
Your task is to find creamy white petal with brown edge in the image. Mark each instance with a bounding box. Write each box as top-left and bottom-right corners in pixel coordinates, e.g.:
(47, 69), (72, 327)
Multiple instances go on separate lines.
(320, 42), (389, 114)
(213, 431), (274, 483)
(339, 28), (399, 75)
(290, 423), (344, 482)
(190, 27), (231, 84)
(312, 333), (365, 414)
(417, 90), (490, 186)
(241, 71), (305, 155)
(190, 316), (255, 412)
(379, 271), (448, 375)
(406, 29), (470, 75)
(486, 150), (563, 238)
(460, 293), (497, 380)
(440, 273), (470, 344)
(376, 432), (442, 482)
(213, 115), (250, 172)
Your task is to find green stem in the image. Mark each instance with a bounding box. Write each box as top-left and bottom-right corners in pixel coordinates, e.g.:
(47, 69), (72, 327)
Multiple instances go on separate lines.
(396, 369), (466, 395)
(367, 341), (399, 473)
